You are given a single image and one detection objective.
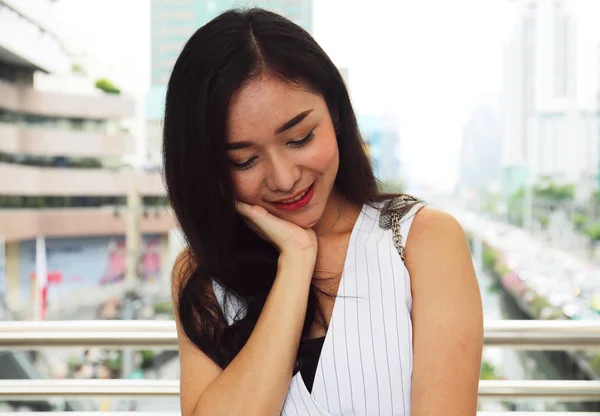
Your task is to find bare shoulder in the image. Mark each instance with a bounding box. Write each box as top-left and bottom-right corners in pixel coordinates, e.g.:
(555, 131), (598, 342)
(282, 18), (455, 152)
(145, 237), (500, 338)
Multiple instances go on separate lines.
(406, 205), (466, 248)
(406, 206), (471, 268)
(404, 205), (475, 287)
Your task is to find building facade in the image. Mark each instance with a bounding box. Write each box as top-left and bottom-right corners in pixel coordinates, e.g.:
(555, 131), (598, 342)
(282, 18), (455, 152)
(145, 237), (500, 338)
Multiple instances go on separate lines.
(0, 0), (172, 311)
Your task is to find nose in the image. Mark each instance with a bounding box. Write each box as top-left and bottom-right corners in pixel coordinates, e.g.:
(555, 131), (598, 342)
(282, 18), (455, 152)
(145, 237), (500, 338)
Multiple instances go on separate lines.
(265, 150), (301, 192)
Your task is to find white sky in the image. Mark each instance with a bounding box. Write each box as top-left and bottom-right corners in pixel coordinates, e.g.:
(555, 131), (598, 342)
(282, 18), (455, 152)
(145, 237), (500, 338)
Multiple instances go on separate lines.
(54, 0), (514, 191)
(315, 0), (512, 190)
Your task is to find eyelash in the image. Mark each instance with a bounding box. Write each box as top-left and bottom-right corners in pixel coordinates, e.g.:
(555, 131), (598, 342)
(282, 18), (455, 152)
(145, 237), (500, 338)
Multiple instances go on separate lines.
(288, 130), (315, 148)
(232, 130), (315, 170)
(232, 157), (258, 170)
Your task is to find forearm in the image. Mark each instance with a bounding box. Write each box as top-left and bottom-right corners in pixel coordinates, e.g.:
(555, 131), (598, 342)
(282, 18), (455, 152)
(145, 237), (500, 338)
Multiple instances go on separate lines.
(194, 253), (314, 416)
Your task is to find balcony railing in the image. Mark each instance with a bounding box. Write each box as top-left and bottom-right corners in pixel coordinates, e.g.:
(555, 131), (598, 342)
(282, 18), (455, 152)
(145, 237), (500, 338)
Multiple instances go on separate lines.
(3, 414), (593, 416)
(1, 414), (598, 416)
(1, 378), (599, 401)
(3, 319), (599, 349)
(1, 319), (599, 414)
(0, 206), (175, 242)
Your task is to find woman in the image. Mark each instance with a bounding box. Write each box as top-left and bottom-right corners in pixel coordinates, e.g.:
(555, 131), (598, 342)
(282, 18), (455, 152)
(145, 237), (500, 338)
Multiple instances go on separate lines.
(164, 8), (483, 416)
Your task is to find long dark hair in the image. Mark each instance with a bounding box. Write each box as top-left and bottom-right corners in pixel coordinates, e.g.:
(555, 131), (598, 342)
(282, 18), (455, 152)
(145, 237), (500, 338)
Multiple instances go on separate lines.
(163, 8), (401, 369)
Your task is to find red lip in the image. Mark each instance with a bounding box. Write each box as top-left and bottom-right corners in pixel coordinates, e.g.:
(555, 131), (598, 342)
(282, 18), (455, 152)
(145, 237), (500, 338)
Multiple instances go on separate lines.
(272, 184), (313, 203)
(272, 183), (315, 211)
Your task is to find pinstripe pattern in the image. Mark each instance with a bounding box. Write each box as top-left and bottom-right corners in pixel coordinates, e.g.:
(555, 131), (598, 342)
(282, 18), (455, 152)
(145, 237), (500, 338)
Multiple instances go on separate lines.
(363, 217), (381, 414)
(388, 234), (407, 415)
(215, 201), (425, 415)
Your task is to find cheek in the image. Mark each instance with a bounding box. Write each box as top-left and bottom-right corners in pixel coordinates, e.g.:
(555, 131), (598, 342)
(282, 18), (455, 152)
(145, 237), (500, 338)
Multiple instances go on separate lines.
(307, 134), (339, 174)
(230, 171), (262, 202)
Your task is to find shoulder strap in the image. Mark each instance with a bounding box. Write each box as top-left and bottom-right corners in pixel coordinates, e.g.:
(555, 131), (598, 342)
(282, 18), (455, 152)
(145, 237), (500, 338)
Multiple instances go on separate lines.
(379, 196), (425, 263)
(391, 210), (406, 262)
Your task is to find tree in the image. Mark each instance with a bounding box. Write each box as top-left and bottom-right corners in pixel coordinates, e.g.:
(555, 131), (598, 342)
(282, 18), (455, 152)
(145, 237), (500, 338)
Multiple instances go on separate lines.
(476, 189), (506, 219)
(95, 78), (121, 95)
(482, 246), (497, 271)
(585, 223), (600, 256)
(534, 177), (575, 203)
(591, 353), (600, 377)
(140, 350), (157, 370)
(71, 63), (86, 75)
(536, 213), (550, 230)
(507, 179), (576, 227)
(154, 301), (174, 317)
(480, 360), (499, 380)
(571, 213), (588, 232)
(592, 190), (600, 209)
(378, 179), (406, 193)
(507, 187), (524, 226)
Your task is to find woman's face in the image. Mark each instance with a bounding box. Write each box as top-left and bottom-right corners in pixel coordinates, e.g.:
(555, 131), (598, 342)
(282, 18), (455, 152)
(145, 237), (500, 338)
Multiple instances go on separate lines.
(226, 77), (339, 229)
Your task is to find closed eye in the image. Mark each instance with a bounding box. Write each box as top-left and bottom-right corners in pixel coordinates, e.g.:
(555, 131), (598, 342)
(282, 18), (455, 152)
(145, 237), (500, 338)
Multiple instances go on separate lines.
(231, 156), (258, 170)
(288, 130), (315, 148)
(230, 130), (315, 171)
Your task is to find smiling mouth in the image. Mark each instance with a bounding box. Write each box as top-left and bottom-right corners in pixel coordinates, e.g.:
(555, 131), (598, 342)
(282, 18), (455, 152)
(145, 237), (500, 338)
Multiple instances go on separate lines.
(273, 183), (314, 204)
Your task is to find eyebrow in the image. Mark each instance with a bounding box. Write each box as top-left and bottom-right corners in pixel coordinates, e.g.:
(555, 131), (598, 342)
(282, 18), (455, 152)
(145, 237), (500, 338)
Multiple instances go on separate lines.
(274, 109), (313, 135)
(226, 141), (253, 150)
(226, 109), (314, 150)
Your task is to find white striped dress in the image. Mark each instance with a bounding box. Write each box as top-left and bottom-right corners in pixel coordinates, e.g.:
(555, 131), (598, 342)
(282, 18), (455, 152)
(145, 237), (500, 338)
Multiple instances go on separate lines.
(214, 201), (425, 415)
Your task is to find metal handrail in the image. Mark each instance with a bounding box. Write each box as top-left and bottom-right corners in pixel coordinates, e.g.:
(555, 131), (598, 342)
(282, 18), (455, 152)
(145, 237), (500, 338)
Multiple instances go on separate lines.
(2, 414), (599, 416)
(1, 379), (600, 401)
(0, 414), (179, 416)
(0, 414), (180, 416)
(478, 414), (600, 416)
(2, 320), (600, 349)
(479, 380), (600, 400)
(2, 321), (599, 406)
(484, 320), (600, 349)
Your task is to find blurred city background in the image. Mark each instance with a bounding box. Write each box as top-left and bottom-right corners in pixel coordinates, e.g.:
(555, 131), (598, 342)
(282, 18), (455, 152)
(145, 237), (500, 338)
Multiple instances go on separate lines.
(0, 0), (599, 413)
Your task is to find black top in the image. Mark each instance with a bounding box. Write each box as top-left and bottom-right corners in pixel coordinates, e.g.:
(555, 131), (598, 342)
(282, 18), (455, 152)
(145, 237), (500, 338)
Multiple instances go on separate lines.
(299, 336), (326, 393)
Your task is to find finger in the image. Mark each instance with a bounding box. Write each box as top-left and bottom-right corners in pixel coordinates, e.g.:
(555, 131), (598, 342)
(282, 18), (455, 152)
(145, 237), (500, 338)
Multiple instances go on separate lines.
(235, 201), (267, 231)
(235, 201), (288, 239)
(234, 200), (251, 217)
(234, 201), (277, 245)
(235, 200), (271, 222)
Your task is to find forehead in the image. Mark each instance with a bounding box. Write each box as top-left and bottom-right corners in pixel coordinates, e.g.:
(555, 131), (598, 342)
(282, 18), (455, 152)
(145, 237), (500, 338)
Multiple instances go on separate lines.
(226, 77), (324, 142)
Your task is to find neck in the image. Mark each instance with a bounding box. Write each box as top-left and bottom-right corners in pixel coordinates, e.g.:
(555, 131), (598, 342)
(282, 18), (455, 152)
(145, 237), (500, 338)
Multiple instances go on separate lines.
(312, 190), (344, 238)
(312, 190), (359, 239)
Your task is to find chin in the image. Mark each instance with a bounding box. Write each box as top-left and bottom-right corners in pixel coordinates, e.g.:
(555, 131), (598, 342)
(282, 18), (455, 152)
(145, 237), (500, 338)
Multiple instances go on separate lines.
(288, 209), (322, 230)
(281, 215), (314, 230)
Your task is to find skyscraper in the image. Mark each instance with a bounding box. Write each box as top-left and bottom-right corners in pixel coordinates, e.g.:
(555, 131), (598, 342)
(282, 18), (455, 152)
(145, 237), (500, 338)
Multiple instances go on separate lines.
(459, 95), (502, 194)
(501, 0), (600, 198)
(146, 0), (313, 165)
(147, 0), (235, 165)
